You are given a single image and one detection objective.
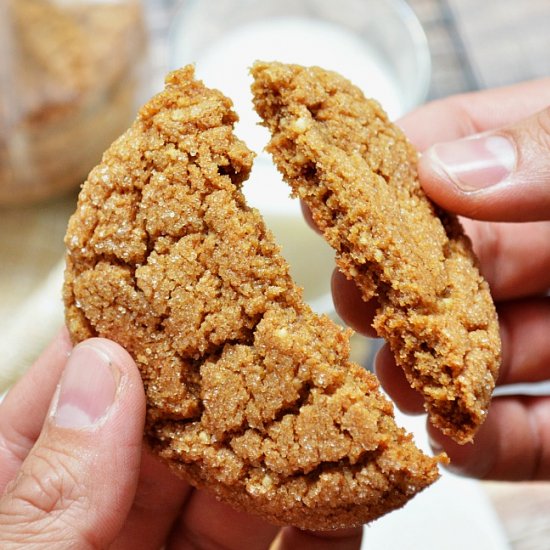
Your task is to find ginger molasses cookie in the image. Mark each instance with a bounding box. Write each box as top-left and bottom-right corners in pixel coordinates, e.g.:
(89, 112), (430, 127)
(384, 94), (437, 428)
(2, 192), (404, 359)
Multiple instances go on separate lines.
(251, 61), (501, 444)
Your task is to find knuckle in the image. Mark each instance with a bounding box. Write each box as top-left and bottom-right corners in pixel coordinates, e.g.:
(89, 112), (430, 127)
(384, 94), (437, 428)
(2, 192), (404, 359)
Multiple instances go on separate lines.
(446, 95), (481, 136)
(0, 444), (97, 548)
(533, 106), (550, 148)
(12, 446), (85, 517)
(0, 425), (35, 466)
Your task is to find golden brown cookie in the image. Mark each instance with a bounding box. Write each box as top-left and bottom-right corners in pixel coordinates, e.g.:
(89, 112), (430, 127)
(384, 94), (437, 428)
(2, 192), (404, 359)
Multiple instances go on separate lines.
(64, 66), (441, 529)
(251, 61), (501, 444)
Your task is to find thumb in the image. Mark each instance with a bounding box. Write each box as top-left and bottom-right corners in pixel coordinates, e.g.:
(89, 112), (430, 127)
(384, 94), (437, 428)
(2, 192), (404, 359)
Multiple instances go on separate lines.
(418, 106), (550, 221)
(0, 339), (146, 548)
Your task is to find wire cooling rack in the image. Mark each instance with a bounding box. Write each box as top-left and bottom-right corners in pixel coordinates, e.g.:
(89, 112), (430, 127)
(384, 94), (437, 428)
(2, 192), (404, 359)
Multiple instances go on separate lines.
(409, 0), (550, 98)
(146, 0), (549, 101)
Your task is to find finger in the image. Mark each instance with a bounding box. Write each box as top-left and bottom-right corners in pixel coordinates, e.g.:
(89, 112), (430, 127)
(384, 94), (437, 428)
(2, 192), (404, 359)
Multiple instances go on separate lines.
(496, 297), (550, 386)
(0, 338), (146, 547)
(275, 526), (362, 550)
(398, 77), (550, 151)
(331, 269), (379, 337)
(461, 218), (550, 301)
(300, 200), (322, 235)
(374, 344), (424, 415)
(167, 489), (279, 550)
(417, 107), (550, 222)
(428, 396), (550, 481)
(0, 328), (72, 492)
(111, 449), (191, 550)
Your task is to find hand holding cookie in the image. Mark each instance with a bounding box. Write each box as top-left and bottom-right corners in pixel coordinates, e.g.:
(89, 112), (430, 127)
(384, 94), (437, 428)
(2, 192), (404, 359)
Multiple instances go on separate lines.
(0, 330), (364, 547)
(334, 78), (550, 480)
(8, 63), (546, 544)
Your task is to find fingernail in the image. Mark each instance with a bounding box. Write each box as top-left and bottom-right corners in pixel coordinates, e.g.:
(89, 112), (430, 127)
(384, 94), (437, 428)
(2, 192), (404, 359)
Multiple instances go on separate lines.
(54, 343), (118, 429)
(429, 134), (516, 191)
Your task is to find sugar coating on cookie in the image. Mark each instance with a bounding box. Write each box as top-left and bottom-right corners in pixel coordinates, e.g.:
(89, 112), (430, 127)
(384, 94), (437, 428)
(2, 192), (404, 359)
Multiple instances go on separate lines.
(251, 61), (501, 444)
(64, 66), (441, 529)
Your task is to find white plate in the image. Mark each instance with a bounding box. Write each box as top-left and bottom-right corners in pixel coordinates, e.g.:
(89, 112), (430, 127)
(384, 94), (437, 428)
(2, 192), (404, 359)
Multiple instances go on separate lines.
(361, 410), (510, 550)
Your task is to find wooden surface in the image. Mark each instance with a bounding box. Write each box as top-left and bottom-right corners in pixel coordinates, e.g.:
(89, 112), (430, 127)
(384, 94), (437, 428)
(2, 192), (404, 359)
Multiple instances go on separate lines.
(447, 0), (550, 89)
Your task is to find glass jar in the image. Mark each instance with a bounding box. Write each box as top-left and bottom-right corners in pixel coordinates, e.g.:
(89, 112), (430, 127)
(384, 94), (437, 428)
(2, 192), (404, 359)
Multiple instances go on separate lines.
(0, 0), (146, 205)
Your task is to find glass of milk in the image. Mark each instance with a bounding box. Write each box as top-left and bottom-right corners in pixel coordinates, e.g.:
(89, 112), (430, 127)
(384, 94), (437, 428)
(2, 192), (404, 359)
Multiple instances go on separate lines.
(168, 0), (430, 364)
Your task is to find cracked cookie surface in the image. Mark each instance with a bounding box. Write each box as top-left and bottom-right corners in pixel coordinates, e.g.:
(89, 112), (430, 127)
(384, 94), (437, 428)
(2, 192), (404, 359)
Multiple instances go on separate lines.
(251, 61), (501, 444)
(64, 66), (440, 529)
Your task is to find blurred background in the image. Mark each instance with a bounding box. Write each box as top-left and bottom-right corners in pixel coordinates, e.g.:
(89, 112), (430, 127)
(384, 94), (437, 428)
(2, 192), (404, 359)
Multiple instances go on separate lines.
(1, 1), (549, 548)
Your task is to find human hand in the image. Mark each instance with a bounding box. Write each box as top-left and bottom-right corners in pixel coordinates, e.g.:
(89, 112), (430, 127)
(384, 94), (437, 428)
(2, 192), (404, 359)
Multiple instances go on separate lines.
(332, 77), (550, 481)
(0, 329), (362, 549)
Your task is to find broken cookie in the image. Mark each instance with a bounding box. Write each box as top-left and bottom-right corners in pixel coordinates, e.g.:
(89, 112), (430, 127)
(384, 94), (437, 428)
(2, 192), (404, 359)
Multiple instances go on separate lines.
(251, 61), (501, 445)
(64, 66), (441, 529)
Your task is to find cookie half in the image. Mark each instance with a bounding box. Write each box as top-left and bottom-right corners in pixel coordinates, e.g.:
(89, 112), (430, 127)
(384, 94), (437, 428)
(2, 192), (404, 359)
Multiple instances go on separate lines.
(251, 61), (501, 444)
(64, 66), (441, 530)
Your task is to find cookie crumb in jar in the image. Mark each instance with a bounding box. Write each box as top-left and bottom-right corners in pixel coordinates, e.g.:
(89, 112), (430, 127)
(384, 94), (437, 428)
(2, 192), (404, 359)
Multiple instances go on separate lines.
(0, 0), (146, 205)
